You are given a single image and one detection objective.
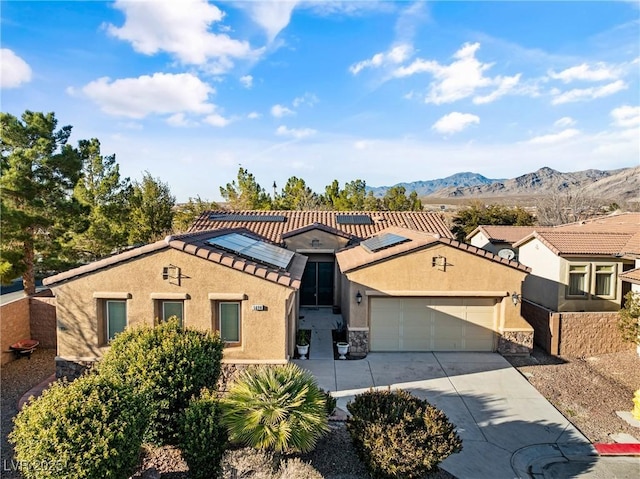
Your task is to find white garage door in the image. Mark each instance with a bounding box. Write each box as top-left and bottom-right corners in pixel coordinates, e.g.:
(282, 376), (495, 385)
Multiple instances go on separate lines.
(370, 297), (497, 352)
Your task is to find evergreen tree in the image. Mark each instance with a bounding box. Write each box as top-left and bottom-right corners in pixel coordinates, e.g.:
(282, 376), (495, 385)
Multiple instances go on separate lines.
(128, 172), (175, 244)
(173, 196), (218, 233)
(219, 167), (272, 210)
(274, 176), (320, 210)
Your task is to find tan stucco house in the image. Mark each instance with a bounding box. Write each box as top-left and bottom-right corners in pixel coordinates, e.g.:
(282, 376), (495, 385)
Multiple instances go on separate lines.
(45, 210), (535, 377)
(466, 225), (538, 261)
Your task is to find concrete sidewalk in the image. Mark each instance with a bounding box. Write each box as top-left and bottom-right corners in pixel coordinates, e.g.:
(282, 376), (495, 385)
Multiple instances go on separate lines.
(292, 351), (640, 478)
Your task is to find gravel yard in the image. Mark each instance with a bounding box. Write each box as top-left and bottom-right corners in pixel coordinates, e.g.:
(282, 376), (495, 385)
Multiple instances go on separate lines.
(2, 347), (639, 478)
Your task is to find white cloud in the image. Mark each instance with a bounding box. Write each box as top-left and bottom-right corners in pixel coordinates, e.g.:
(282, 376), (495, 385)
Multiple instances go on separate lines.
(548, 62), (619, 83)
(166, 113), (197, 127)
(271, 104), (295, 117)
(247, 111), (261, 120)
(203, 113), (231, 127)
(244, 0), (299, 42)
(432, 112), (480, 135)
(1, 49), (32, 88)
(393, 42), (521, 105)
(354, 140), (372, 150)
(293, 92), (319, 107)
(240, 75), (253, 88)
(106, 0), (256, 70)
(551, 80), (627, 105)
(554, 117), (576, 128)
(276, 125), (316, 139)
(610, 105), (640, 128)
(349, 43), (413, 74)
(527, 128), (581, 145)
(80, 73), (215, 118)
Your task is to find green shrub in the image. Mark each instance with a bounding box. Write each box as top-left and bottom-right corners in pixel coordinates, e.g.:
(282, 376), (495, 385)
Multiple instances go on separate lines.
(222, 364), (329, 453)
(180, 388), (227, 479)
(319, 388), (337, 416)
(9, 374), (147, 479)
(346, 388), (462, 479)
(222, 447), (277, 479)
(277, 458), (323, 479)
(618, 291), (640, 345)
(96, 317), (224, 445)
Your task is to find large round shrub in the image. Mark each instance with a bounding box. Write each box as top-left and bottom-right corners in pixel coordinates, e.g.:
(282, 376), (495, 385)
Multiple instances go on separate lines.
(180, 388), (227, 479)
(96, 318), (224, 445)
(9, 374), (148, 479)
(347, 388), (462, 479)
(222, 364), (328, 453)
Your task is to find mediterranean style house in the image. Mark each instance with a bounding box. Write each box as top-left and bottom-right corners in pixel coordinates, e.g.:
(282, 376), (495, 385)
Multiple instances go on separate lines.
(44, 210), (534, 377)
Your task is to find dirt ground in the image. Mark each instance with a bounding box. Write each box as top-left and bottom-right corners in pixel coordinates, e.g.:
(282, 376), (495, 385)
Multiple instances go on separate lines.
(506, 347), (640, 443)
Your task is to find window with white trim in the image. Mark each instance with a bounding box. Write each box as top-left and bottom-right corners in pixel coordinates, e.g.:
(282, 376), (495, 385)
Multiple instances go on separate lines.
(594, 265), (615, 298)
(106, 300), (127, 341)
(567, 264), (589, 297)
(161, 300), (184, 327)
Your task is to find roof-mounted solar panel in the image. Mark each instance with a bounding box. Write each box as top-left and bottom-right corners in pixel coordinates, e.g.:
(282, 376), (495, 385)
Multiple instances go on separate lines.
(361, 233), (410, 253)
(336, 214), (372, 225)
(206, 233), (294, 270)
(209, 214), (286, 222)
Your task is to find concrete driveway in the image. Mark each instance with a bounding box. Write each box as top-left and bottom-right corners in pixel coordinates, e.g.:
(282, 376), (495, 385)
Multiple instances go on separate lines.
(294, 352), (600, 478)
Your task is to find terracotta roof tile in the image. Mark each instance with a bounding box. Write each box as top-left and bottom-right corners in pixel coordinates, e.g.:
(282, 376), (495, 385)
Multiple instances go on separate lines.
(515, 231), (634, 256)
(553, 212), (640, 233)
(619, 267), (640, 285)
(189, 210), (453, 241)
(44, 228), (307, 289)
(467, 225), (539, 243)
(336, 226), (530, 274)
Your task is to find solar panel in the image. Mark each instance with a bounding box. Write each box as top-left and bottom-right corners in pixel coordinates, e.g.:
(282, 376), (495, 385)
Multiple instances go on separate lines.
(209, 214), (286, 222)
(336, 214), (373, 225)
(206, 233), (294, 270)
(361, 233), (410, 253)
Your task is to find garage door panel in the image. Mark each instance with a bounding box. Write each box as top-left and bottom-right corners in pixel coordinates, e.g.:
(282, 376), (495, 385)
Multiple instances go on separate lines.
(370, 297), (496, 352)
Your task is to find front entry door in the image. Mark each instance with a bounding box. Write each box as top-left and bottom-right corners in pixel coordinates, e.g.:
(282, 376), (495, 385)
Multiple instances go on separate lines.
(301, 262), (334, 306)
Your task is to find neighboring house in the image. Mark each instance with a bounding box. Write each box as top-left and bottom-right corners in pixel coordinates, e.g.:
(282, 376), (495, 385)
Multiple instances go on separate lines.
(45, 210), (535, 377)
(620, 267), (640, 293)
(466, 225), (538, 260)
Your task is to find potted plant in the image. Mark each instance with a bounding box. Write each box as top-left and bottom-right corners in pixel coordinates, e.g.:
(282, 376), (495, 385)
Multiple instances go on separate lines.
(296, 330), (310, 360)
(336, 341), (349, 360)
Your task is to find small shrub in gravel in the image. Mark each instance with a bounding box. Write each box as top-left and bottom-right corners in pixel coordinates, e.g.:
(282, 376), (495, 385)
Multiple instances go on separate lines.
(347, 388), (462, 479)
(9, 374), (148, 479)
(319, 388), (337, 416)
(180, 388), (227, 479)
(97, 318), (224, 445)
(222, 447), (278, 479)
(222, 364), (329, 453)
(277, 458), (322, 479)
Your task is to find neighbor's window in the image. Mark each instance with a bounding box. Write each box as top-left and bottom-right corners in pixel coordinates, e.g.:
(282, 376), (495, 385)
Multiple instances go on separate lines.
(106, 300), (127, 341)
(568, 264), (589, 297)
(162, 301), (184, 326)
(594, 265), (615, 297)
(219, 302), (240, 344)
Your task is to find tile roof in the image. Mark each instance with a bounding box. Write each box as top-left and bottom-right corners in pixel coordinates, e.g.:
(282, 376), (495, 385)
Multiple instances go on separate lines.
(43, 228), (307, 289)
(189, 210), (453, 242)
(466, 225), (539, 244)
(513, 231), (635, 256)
(336, 226), (530, 274)
(553, 212), (640, 233)
(619, 267), (640, 285)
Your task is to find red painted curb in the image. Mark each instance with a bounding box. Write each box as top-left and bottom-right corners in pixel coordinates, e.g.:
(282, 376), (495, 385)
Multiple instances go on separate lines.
(594, 443), (640, 456)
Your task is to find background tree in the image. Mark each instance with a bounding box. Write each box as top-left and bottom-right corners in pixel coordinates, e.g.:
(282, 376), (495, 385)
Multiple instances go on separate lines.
(535, 191), (604, 226)
(363, 191), (381, 210)
(128, 172), (175, 244)
(451, 201), (535, 242)
(321, 179), (368, 210)
(0, 111), (83, 294)
(220, 167), (272, 210)
(172, 196), (218, 233)
(381, 186), (423, 211)
(274, 176), (320, 210)
(71, 138), (132, 261)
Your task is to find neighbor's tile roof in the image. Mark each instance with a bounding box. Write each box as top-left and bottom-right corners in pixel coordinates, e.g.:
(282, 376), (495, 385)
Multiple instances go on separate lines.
(553, 212), (640, 234)
(189, 210), (453, 242)
(466, 225), (539, 244)
(43, 228), (307, 289)
(336, 226), (530, 274)
(619, 267), (640, 285)
(513, 231), (635, 256)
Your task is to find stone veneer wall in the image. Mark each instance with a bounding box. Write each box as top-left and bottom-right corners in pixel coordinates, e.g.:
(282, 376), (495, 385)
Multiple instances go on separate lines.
(497, 331), (533, 356)
(348, 330), (368, 356)
(56, 358), (96, 380)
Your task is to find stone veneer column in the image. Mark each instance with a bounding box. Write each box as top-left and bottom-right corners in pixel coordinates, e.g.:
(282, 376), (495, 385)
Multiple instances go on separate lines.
(348, 329), (369, 356)
(497, 331), (533, 356)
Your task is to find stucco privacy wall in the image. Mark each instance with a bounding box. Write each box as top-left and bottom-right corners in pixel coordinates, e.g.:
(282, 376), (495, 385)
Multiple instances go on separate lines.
(523, 300), (633, 356)
(51, 247), (296, 366)
(1, 297), (31, 365)
(341, 243), (532, 353)
(30, 291), (57, 349)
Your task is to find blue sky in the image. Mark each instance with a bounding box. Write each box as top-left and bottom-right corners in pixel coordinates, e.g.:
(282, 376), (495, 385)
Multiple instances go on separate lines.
(2, 1), (639, 202)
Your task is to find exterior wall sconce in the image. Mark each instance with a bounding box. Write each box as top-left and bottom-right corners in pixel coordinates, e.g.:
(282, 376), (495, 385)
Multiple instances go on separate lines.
(162, 265), (181, 286)
(511, 292), (522, 306)
(432, 256), (447, 272)
(356, 290), (363, 305)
